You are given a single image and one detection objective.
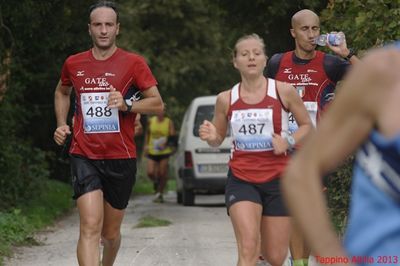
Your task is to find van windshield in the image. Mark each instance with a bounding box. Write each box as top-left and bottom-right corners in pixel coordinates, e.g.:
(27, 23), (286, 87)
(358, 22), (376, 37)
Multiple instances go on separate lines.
(193, 105), (214, 137)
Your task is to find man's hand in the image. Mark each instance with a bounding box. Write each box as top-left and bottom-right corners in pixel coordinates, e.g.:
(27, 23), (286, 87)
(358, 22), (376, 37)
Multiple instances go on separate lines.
(107, 85), (127, 111)
(54, 125), (71, 145)
(272, 133), (289, 155)
(326, 31), (351, 58)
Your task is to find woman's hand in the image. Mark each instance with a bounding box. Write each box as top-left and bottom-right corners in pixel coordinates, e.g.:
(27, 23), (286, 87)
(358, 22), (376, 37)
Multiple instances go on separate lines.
(199, 120), (217, 142)
(272, 133), (289, 155)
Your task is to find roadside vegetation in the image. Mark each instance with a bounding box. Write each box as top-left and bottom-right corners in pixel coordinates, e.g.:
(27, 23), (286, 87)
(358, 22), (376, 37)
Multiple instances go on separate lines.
(0, 180), (73, 265)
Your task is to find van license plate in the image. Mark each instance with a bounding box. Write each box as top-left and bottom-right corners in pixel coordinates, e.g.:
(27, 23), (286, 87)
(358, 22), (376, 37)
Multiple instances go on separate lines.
(198, 164), (228, 173)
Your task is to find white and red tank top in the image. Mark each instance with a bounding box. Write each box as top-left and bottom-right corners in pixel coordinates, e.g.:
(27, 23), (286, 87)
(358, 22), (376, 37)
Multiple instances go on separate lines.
(61, 48), (158, 159)
(228, 78), (289, 183)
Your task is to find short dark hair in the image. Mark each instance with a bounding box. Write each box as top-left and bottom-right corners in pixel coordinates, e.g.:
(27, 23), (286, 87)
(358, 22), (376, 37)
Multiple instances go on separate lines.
(89, 1), (119, 22)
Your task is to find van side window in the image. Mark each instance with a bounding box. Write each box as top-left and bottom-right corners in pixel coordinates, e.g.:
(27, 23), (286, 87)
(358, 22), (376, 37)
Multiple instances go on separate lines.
(193, 105), (231, 137)
(193, 105), (214, 137)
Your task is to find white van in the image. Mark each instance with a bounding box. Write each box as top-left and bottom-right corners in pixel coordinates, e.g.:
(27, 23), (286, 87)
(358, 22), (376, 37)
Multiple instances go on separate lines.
(174, 95), (232, 206)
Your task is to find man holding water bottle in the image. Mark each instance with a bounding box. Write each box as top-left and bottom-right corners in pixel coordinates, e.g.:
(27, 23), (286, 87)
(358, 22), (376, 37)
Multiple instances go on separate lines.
(266, 9), (359, 266)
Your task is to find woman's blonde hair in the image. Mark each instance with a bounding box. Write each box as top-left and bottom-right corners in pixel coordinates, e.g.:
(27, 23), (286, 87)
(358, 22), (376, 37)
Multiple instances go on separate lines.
(232, 33), (266, 58)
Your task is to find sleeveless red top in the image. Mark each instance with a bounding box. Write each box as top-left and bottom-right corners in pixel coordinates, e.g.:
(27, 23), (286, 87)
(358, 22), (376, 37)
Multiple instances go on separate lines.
(227, 78), (290, 183)
(274, 51), (335, 130)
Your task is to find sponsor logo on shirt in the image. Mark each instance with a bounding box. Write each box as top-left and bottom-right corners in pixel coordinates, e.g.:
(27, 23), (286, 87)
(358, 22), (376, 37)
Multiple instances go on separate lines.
(77, 70), (85, 77)
(296, 86), (305, 98)
(283, 68), (292, 74)
(84, 77), (109, 87)
(288, 73), (312, 83)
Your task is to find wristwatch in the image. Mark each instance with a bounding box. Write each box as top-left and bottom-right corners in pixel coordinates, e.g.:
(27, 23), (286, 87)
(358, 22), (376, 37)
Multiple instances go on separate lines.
(344, 48), (356, 61)
(124, 99), (133, 113)
(285, 135), (296, 150)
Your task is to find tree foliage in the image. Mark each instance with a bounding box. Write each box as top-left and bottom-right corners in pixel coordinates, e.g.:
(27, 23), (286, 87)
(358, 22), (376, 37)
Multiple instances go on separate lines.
(119, 0), (237, 122)
(215, 0), (327, 56)
(320, 0), (400, 51)
(0, 0), (92, 209)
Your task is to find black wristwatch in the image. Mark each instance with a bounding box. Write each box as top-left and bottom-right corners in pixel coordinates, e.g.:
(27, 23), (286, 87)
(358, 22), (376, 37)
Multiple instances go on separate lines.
(344, 48), (356, 61)
(124, 99), (133, 113)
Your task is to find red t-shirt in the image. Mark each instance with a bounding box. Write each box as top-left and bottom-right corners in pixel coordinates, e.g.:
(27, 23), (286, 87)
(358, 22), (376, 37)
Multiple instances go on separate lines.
(227, 78), (289, 183)
(61, 48), (157, 159)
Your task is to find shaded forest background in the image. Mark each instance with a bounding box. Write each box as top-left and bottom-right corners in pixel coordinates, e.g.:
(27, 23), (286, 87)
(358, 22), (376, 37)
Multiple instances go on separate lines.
(0, 0), (399, 214)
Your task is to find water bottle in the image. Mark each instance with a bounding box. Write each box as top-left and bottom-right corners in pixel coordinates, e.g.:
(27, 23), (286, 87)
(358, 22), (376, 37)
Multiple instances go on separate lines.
(315, 32), (345, 46)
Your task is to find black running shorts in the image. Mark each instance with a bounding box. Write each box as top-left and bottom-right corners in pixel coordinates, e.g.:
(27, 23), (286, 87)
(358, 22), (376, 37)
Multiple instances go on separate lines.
(70, 154), (137, 210)
(225, 170), (288, 216)
(146, 153), (171, 162)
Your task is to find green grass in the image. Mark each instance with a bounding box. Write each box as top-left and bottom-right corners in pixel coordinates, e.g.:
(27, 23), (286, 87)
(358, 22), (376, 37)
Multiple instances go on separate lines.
(134, 215), (172, 228)
(0, 179), (73, 265)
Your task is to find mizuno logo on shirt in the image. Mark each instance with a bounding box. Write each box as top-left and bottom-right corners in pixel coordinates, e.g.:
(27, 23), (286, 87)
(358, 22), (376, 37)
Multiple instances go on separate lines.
(283, 68), (292, 74)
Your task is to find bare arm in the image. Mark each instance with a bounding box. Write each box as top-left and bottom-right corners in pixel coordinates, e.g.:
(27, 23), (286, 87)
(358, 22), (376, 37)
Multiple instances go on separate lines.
(283, 90), (372, 258)
(167, 118), (177, 151)
(282, 47), (400, 259)
(54, 80), (72, 145)
(134, 114), (143, 136)
(169, 118), (176, 136)
(273, 82), (313, 154)
(199, 90), (230, 147)
(133, 86), (164, 115)
(108, 85), (164, 115)
(54, 80), (72, 127)
(143, 119), (151, 155)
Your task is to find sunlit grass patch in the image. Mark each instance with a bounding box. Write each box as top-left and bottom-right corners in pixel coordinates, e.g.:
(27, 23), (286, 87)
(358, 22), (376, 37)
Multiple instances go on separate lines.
(134, 215), (171, 228)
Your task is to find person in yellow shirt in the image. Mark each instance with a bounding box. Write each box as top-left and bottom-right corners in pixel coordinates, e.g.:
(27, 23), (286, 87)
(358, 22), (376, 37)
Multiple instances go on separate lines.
(144, 111), (176, 202)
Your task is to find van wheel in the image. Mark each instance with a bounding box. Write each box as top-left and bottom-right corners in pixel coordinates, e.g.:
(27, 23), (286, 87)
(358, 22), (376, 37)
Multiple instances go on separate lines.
(177, 191), (183, 204)
(182, 189), (195, 206)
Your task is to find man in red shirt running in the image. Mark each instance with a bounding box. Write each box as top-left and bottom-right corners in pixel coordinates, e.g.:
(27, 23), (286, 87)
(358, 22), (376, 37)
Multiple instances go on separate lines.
(267, 9), (359, 266)
(53, 1), (164, 265)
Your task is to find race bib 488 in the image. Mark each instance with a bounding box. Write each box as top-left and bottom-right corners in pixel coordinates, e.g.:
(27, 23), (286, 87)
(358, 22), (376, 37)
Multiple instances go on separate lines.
(80, 92), (120, 134)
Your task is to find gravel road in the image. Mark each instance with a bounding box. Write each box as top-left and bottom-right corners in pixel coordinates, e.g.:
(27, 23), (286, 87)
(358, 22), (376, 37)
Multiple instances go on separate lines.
(5, 193), (239, 266)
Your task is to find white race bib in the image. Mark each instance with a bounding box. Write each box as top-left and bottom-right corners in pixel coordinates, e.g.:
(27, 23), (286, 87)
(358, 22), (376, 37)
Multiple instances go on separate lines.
(231, 108), (274, 152)
(153, 137), (167, 151)
(288, 101), (317, 134)
(80, 92), (120, 134)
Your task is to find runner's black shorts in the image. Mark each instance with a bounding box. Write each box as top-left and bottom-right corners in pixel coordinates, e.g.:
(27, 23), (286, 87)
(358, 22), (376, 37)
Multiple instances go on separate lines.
(146, 153), (171, 162)
(70, 154), (137, 210)
(225, 169), (288, 216)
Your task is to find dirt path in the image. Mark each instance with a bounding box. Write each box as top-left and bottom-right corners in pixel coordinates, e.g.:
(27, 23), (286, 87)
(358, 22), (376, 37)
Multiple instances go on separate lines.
(5, 193), (238, 266)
